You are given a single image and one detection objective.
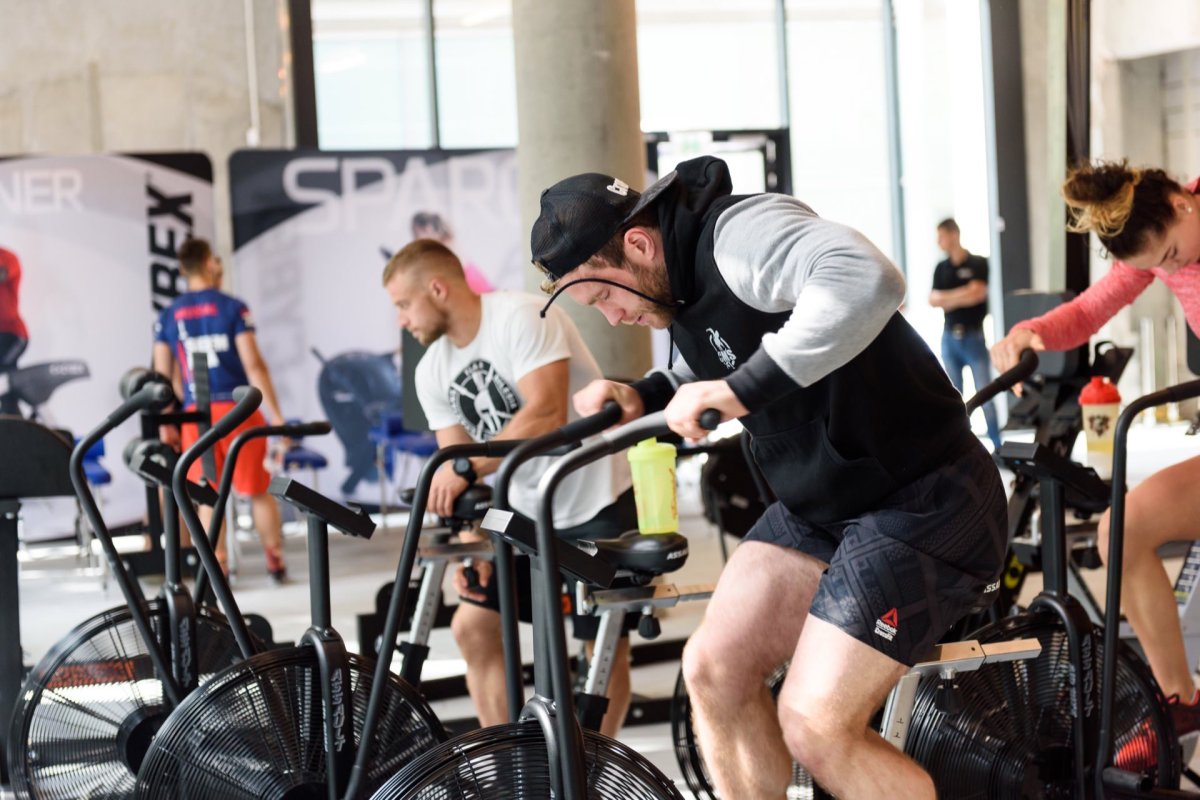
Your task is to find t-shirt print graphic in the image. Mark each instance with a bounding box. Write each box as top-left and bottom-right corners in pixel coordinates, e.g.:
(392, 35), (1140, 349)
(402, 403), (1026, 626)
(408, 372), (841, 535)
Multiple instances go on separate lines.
(448, 359), (521, 440)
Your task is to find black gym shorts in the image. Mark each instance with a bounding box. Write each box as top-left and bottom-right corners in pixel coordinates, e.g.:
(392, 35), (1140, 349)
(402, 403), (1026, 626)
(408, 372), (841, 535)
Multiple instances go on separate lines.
(743, 441), (1007, 666)
(460, 489), (642, 641)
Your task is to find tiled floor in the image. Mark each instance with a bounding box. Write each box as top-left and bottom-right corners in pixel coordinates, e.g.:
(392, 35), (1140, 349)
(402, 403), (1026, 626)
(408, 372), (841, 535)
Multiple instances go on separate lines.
(6, 424), (1200, 797)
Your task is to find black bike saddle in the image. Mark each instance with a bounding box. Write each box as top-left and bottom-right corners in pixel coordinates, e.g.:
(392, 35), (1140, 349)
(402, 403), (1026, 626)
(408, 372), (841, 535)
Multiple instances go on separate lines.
(589, 530), (689, 577)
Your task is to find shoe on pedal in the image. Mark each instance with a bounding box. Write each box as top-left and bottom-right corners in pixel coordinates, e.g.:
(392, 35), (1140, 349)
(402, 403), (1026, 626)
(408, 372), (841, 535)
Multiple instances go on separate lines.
(1114, 690), (1200, 772)
(1170, 689), (1200, 737)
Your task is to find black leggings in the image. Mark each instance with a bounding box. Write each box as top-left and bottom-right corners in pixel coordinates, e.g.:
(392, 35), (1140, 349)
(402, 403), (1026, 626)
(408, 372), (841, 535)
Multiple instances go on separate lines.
(0, 334), (27, 415)
(0, 333), (26, 372)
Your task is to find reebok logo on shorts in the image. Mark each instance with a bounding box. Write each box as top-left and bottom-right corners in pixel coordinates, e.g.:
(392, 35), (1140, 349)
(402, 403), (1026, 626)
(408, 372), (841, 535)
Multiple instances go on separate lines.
(874, 608), (899, 642)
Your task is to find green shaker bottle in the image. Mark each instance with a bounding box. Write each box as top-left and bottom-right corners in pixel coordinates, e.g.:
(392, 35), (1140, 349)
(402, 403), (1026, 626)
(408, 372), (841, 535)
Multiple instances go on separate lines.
(627, 438), (678, 534)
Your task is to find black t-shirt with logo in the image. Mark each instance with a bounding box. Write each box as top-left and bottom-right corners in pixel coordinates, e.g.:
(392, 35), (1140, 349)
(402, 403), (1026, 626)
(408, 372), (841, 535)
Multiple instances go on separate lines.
(932, 254), (988, 329)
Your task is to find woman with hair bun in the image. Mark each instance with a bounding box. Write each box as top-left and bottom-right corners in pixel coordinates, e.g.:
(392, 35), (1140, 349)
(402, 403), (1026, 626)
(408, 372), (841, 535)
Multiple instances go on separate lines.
(992, 160), (1200, 738)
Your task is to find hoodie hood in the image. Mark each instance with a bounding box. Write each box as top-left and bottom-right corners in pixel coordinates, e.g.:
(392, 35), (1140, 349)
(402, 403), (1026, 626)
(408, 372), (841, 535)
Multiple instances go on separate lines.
(654, 156), (733, 307)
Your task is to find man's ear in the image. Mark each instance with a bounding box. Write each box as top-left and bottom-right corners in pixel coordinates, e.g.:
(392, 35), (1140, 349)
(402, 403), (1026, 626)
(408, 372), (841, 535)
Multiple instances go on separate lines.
(624, 227), (656, 264)
(428, 276), (447, 301)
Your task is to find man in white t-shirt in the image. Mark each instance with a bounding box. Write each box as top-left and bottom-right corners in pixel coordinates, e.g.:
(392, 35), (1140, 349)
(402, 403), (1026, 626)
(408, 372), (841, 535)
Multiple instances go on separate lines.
(382, 238), (636, 736)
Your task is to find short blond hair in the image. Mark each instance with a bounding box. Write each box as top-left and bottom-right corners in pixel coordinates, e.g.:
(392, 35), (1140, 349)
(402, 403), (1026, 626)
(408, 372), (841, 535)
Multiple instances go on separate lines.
(382, 239), (465, 287)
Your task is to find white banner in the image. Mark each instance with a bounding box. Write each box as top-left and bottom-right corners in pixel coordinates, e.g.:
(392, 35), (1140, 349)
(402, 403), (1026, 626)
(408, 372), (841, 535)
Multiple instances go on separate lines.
(230, 149), (521, 504)
(0, 153), (215, 538)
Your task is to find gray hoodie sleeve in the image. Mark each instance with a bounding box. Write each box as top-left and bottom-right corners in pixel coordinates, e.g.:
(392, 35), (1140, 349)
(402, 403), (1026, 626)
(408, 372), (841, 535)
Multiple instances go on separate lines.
(713, 193), (906, 411)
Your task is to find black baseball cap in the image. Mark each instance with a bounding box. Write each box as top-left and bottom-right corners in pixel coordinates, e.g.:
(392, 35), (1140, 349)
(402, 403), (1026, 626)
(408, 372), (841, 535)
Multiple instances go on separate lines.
(531, 169), (678, 280)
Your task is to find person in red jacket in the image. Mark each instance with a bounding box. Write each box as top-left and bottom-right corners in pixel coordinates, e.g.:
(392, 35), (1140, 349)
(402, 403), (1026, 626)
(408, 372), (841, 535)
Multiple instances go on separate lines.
(0, 247), (29, 416)
(993, 160), (1200, 737)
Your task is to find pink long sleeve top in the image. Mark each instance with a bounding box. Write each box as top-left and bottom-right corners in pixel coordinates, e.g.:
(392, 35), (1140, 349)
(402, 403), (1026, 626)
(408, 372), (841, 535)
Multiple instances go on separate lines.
(1016, 177), (1200, 346)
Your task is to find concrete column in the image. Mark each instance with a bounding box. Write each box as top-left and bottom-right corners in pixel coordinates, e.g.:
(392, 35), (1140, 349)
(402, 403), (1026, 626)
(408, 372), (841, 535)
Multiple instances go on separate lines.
(1018, 0), (1066, 294)
(512, 0), (653, 381)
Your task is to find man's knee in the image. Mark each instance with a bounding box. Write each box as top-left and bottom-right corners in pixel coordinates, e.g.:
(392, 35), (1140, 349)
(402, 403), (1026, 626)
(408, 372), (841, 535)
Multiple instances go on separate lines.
(683, 623), (766, 698)
(778, 701), (848, 777)
(450, 605), (500, 659)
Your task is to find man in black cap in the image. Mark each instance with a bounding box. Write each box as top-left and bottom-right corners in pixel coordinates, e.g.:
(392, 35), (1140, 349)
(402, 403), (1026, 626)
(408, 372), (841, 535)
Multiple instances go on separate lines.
(530, 157), (1007, 798)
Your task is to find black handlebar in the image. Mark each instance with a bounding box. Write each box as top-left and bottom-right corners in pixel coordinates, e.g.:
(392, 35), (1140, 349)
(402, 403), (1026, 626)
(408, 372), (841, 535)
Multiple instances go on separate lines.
(69, 381), (186, 706)
(118, 367), (175, 404)
(267, 476), (375, 538)
(280, 420), (333, 438)
(493, 401), (622, 512)
(124, 439), (220, 506)
(170, 386), (264, 660)
(172, 387), (262, 492)
(966, 349), (1039, 414)
(190, 419), (333, 608)
(346, 401), (622, 796)
(1097, 376), (1200, 786)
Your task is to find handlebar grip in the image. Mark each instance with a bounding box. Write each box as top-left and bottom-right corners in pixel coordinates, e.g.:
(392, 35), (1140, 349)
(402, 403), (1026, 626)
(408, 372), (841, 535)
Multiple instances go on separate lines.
(699, 409), (722, 431)
(123, 437), (177, 470)
(207, 387), (263, 440)
(965, 349), (1040, 414)
(133, 382), (174, 413)
(119, 368), (175, 405)
(556, 401), (622, 444)
(280, 421), (332, 438)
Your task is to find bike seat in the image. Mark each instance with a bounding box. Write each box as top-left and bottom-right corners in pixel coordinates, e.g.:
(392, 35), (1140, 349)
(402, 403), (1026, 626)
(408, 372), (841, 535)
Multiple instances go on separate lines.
(399, 484), (493, 522)
(8, 361), (90, 407)
(588, 530), (689, 578)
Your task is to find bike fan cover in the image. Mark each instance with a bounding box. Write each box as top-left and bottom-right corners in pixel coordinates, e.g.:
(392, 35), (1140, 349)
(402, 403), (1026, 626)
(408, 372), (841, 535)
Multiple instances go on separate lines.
(904, 612), (1180, 796)
(134, 647), (445, 799)
(9, 601), (244, 799)
(370, 721), (685, 799)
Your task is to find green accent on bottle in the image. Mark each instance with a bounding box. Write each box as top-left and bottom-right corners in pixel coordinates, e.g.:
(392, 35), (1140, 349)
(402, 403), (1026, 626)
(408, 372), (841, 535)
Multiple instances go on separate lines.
(627, 438), (678, 534)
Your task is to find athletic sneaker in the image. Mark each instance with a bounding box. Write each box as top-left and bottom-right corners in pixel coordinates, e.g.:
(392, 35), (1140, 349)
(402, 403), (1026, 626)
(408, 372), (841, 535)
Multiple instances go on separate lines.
(1169, 689), (1200, 737)
(266, 549), (288, 586)
(1114, 690), (1200, 771)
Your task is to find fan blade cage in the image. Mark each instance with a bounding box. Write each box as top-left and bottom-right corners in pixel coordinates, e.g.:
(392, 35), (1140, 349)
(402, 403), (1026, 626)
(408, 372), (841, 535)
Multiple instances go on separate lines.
(904, 612), (1180, 797)
(370, 722), (685, 799)
(134, 647), (445, 799)
(9, 601), (245, 800)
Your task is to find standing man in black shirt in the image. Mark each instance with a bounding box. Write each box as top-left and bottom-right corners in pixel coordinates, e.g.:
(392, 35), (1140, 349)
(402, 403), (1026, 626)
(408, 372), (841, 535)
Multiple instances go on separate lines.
(929, 218), (1001, 451)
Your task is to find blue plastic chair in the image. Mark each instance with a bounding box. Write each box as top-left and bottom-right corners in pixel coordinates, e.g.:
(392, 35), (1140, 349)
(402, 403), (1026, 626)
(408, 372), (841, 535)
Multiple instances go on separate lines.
(368, 411), (437, 521)
(82, 438), (111, 487)
(282, 418), (330, 486)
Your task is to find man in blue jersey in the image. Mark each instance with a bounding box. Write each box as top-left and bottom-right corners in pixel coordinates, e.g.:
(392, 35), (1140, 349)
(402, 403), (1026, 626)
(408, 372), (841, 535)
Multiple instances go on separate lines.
(153, 238), (290, 584)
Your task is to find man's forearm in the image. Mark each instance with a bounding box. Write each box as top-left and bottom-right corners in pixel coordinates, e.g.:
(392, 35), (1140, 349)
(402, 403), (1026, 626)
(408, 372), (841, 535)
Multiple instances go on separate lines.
(934, 284), (987, 311)
(469, 405), (566, 477)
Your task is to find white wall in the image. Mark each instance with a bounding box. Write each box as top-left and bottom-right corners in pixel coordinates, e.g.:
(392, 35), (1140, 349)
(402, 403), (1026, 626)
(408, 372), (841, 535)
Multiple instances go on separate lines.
(1102, 0), (1200, 61)
(0, 0), (295, 256)
(1091, 0), (1200, 398)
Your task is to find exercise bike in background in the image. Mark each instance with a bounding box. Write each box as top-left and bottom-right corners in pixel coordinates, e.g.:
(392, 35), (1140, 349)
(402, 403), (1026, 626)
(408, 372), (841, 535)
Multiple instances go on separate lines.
(0, 359), (89, 423)
(908, 377), (1200, 798)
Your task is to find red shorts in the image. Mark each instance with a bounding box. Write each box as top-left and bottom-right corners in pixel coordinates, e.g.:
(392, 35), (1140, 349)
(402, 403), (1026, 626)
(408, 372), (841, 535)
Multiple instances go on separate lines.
(181, 401), (271, 496)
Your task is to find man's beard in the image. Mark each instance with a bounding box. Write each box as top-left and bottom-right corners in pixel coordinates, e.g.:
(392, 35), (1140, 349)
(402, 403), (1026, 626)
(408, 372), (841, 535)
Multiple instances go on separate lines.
(625, 259), (676, 327)
(414, 317), (449, 346)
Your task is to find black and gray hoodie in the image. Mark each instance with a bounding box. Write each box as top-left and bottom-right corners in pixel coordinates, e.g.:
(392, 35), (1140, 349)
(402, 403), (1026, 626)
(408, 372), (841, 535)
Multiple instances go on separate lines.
(631, 156), (974, 524)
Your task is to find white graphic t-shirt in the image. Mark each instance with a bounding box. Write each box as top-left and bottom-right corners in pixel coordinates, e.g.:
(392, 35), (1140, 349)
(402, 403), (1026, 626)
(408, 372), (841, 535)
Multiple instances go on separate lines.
(415, 291), (632, 529)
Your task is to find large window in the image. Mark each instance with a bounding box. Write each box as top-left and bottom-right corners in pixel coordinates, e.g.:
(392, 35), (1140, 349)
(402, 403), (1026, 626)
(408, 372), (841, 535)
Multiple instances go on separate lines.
(312, 0), (433, 149)
(636, 0), (783, 133)
(307, 0), (994, 356)
(433, 0), (518, 148)
(893, 0), (992, 349)
(785, 0), (894, 257)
